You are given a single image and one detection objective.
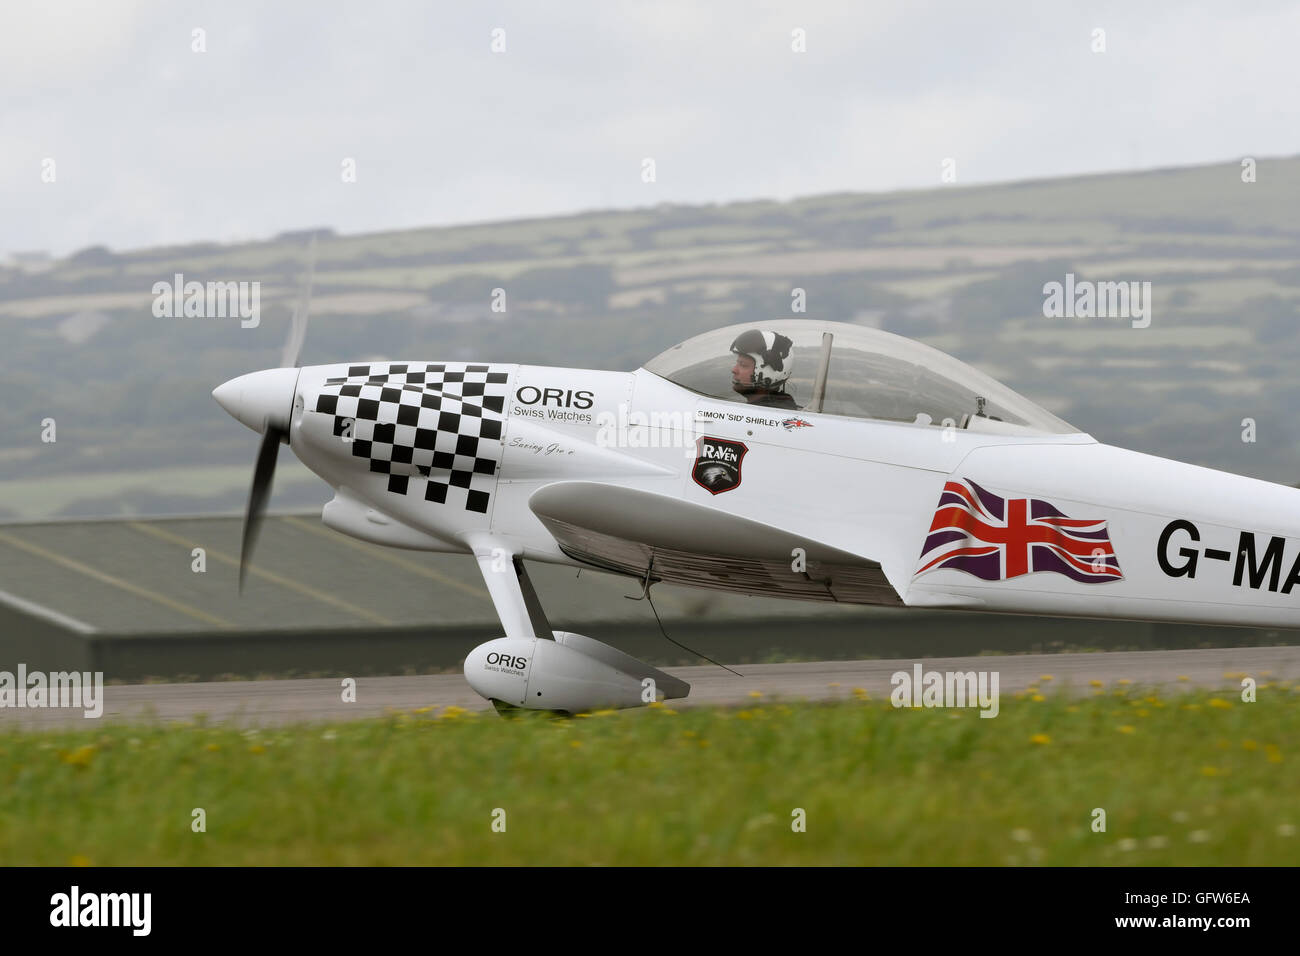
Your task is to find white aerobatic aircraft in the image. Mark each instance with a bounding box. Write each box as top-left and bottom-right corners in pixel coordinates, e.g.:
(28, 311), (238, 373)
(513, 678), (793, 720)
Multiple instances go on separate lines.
(214, 314), (1300, 714)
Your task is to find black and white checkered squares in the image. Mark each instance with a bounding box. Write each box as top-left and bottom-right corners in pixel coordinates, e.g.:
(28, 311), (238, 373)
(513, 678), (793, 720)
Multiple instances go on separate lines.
(312, 363), (510, 514)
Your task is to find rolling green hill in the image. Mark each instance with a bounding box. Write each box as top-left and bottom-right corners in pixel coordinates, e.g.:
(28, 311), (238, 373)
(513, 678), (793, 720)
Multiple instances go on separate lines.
(2, 155), (1298, 518)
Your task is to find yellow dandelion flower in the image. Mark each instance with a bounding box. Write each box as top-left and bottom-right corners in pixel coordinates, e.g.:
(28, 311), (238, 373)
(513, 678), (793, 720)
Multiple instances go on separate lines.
(69, 855), (92, 867)
(1117, 679), (1132, 686)
(248, 744), (266, 755)
(748, 690), (763, 699)
(1031, 694), (1045, 703)
(1200, 766), (1221, 777)
(569, 740), (582, 748)
(60, 745), (95, 768)
(1118, 725), (1135, 734)
(1266, 745), (1282, 764)
(1040, 674), (1054, 682)
(1177, 675), (1190, 682)
(1208, 698), (1232, 709)
(1030, 733), (1051, 745)
(1089, 679), (1104, 688)
(1241, 739), (1259, 751)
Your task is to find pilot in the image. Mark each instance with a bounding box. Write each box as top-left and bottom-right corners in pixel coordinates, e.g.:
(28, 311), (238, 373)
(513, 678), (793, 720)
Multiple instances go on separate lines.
(729, 329), (798, 409)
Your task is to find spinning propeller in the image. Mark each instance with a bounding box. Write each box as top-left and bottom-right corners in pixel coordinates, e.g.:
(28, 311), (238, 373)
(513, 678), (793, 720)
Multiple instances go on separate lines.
(211, 237), (317, 590)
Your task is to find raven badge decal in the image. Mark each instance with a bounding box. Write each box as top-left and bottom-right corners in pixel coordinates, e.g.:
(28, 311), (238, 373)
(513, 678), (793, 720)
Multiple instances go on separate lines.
(692, 436), (747, 495)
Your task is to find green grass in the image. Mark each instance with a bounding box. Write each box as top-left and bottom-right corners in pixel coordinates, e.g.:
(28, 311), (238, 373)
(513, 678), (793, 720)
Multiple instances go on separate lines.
(1, 686), (1295, 865)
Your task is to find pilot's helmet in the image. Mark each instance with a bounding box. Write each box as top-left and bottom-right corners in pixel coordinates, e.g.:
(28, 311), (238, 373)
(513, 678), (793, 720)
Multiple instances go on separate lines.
(730, 329), (793, 391)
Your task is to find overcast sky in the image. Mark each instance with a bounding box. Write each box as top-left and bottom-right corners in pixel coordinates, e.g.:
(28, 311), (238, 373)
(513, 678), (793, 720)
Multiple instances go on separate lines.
(4, 0), (1299, 257)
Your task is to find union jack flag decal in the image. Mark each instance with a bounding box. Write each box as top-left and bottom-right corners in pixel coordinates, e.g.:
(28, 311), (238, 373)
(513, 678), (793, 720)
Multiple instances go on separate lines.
(915, 478), (1123, 584)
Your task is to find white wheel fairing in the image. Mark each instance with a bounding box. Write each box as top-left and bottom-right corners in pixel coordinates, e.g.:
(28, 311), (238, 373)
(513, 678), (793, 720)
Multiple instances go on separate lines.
(464, 636), (662, 712)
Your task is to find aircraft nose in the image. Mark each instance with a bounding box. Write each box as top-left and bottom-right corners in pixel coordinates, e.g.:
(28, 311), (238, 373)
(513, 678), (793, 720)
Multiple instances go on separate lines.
(213, 368), (300, 435)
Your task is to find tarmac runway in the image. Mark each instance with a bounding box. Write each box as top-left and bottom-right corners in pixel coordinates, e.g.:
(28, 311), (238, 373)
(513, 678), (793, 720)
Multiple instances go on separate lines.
(2, 645), (1296, 730)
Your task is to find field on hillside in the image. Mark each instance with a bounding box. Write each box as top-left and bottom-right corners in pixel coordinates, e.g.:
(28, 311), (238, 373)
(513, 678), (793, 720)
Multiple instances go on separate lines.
(2, 156), (1299, 517)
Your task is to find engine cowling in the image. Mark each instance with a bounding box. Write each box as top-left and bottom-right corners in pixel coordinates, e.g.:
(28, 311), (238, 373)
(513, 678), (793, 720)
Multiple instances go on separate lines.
(463, 632), (690, 713)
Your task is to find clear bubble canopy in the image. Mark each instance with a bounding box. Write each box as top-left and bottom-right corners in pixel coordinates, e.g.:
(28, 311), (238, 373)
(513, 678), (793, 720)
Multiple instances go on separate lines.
(643, 320), (1076, 435)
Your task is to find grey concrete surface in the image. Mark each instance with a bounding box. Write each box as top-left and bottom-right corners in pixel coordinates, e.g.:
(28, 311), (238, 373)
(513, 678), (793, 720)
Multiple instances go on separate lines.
(2, 645), (1294, 730)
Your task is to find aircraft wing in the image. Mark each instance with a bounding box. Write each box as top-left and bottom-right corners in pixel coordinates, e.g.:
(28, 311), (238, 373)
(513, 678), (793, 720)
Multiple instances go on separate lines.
(528, 481), (903, 605)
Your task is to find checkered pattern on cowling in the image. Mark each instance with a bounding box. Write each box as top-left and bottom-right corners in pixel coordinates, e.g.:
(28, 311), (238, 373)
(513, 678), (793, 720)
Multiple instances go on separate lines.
(311, 363), (509, 514)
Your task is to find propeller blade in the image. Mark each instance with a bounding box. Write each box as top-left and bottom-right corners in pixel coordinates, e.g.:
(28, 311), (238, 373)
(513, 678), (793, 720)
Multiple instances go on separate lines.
(239, 423), (285, 591)
(280, 233), (318, 369)
(239, 235), (314, 589)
